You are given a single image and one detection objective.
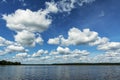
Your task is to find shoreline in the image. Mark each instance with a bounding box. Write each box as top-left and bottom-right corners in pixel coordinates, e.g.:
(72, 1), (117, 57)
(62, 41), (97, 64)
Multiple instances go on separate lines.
(19, 63), (120, 66)
(1, 63), (120, 66)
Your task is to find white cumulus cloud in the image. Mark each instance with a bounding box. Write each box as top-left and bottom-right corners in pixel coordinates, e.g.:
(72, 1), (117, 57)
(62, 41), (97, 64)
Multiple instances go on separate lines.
(61, 27), (98, 46)
(89, 37), (109, 46)
(6, 45), (27, 53)
(0, 36), (13, 46)
(48, 27), (98, 46)
(14, 30), (36, 47)
(98, 42), (120, 51)
(15, 53), (30, 58)
(35, 36), (44, 45)
(48, 37), (60, 45)
(57, 46), (71, 54)
(50, 46), (89, 56)
(3, 9), (52, 33)
(0, 36), (28, 55)
(32, 49), (48, 57)
(14, 30), (44, 47)
(2, 1), (59, 47)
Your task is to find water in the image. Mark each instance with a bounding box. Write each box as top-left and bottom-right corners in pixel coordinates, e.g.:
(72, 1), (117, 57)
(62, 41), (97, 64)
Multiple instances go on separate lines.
(0, 65), (120, 80)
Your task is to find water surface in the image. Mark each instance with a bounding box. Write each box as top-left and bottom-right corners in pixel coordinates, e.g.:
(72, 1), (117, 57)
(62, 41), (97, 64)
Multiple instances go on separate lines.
(0, 65), (120, 80)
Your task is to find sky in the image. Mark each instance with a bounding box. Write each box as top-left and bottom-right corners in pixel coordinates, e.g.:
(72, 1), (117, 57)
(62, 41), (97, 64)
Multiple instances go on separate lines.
(0, 0), (120, 64)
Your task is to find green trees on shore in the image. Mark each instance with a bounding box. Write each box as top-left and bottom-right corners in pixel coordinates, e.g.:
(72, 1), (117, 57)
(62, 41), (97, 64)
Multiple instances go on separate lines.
(0, 60), (21, 65)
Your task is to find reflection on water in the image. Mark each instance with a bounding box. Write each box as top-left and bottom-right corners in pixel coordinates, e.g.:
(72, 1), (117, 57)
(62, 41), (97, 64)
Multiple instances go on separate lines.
(0, 65), (120, 80)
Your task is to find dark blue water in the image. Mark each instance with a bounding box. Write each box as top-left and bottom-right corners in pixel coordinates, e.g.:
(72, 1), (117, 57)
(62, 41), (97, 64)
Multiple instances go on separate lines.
(0, 65), (120, 80)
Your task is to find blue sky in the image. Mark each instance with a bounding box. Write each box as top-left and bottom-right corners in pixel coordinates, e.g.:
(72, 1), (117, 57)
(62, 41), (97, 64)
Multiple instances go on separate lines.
(0, 0), (120, 64)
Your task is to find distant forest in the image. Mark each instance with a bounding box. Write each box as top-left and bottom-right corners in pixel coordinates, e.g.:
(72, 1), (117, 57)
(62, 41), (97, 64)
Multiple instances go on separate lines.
(52, 63), (120, 65)
(0, 60), (21, 65)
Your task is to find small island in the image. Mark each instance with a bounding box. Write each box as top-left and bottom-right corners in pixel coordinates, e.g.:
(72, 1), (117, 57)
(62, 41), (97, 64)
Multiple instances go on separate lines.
(0, 60), (21, 65)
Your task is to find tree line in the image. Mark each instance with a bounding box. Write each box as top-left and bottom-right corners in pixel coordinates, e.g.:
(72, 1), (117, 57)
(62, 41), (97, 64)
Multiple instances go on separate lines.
(0, 60), (21, 65)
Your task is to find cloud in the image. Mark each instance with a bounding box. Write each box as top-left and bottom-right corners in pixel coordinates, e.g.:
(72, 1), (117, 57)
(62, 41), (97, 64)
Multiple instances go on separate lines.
(3, 0), (120, 64)
(2, 1), (59, 47)
(98, 42), (120, 51)
(50, 46), (89, 56)
(90, 41), (120, 63)
(15, 53), (30, 58)
(89, 37), (109, 46)
(45, 2), (58, 13)
(48, 27), (98, 46)
(0, 44), (27, 56)
(48, 27), (111, 51)
(14, 30), (35, 46)
(78, 0), (95, 6)
(14, 30), (43, 47)
(57, 0), (76, 12)
(72, 49), (89, 56)
(32, 49), (48, 57)
(45, 0), (96, 13)
(2, 0), (96, 48)
(97, 42), (120, 59)
(5, 45), (27, 53)
(19, 0), (24, 2)
(40, 56), (51, 60)
(48, 47), (90, 63)
(47, 37), (60, 45)
(90, 39), (120, 63)
(0, 36), (27, 55)
(61, 28), (98, 46)
(3, 9), (52, 33)
(105, 51), (120, 57)
(12, 53), (31, 63)
(3, 1), (59, 33)
(47, 27), (120, 63)
(10, 46), (90, 64)
(1, 0), (7, 3)
(22, 3), (27, 7)
(0, 50), (6, 56)
(57, 46), (71, 54)
(91, 52), (120, 63)
(0, 36), (13, 46)
(99, 11), (105, 17)
(35, 36), (44, 45)
(57, 0), (95, 12)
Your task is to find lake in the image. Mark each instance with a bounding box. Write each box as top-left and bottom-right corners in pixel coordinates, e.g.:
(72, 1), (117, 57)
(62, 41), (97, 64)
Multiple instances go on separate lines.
(0, 65), (120, 80)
